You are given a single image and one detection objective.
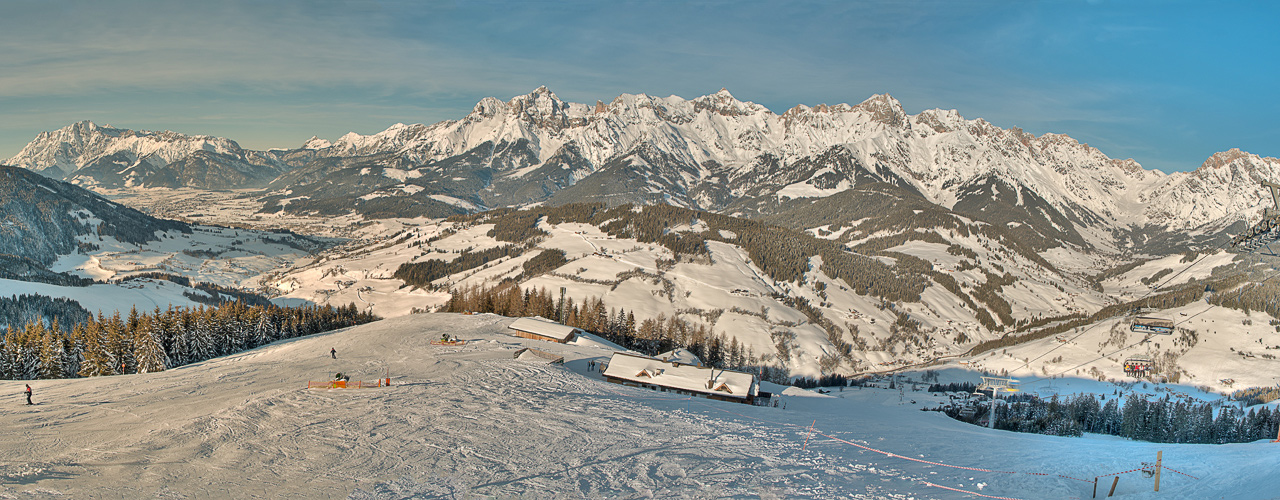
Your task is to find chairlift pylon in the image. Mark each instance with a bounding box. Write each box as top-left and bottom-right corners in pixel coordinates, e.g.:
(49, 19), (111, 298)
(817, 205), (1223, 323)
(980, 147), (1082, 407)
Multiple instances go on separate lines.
(1231, 180), (1280, 253)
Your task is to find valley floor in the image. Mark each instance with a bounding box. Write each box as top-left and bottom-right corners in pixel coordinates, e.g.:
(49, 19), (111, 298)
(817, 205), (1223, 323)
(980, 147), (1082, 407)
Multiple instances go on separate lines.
(2, 313), (1275, 499)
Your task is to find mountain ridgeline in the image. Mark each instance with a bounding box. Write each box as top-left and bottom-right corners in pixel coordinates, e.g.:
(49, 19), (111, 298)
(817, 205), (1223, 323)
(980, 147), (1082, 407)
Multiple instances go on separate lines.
(9, 89), (1280, 383)
(8, 89), (1280, 259)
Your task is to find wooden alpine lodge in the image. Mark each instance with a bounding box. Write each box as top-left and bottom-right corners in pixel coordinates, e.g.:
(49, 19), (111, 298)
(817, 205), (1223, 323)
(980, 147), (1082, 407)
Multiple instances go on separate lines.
(507, 317), (582, 343)
(602, 352), (759, 404)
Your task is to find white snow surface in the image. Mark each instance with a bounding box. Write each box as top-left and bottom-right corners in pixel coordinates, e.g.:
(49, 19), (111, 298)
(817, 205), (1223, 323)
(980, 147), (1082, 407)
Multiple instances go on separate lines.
(1, 313), (1273, 499)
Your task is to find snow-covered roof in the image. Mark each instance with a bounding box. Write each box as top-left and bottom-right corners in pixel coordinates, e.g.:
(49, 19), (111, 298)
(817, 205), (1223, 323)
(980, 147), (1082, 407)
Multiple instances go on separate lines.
(654, 348), (701, 366)
(508, 317), (580, 342)
(603, 352), (757, 400)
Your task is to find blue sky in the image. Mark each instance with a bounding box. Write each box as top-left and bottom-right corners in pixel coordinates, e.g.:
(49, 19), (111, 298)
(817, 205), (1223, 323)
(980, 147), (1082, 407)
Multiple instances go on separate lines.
(1, 0), (1275, 173)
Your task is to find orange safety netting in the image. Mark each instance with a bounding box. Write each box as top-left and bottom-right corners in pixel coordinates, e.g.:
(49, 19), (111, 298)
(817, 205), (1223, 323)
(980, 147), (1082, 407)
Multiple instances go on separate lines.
(307, 378), (391, 389)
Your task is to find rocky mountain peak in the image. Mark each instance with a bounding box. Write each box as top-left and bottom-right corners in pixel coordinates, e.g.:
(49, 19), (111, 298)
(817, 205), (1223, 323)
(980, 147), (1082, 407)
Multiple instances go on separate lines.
(507, 86), (576, 129)
(853, 94), (907, 128)
(692, 88), (763, 117)
(70, 119), (99, 133)
(912, 108), (965, 134)
(470, 96), (507, 119)
(1199, 148), (1255, 171)
(301, 136), (332, 150)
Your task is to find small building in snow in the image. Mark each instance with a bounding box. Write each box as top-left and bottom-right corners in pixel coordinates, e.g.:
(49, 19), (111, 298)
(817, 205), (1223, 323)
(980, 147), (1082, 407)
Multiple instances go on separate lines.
(654, 347), (701, 366)
(602, 352), (758, 404)
(507, 317), (581, 344)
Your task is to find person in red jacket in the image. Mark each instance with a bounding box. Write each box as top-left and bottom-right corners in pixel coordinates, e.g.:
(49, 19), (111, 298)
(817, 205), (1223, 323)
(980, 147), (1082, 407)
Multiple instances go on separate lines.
(24, 384), (32, 405)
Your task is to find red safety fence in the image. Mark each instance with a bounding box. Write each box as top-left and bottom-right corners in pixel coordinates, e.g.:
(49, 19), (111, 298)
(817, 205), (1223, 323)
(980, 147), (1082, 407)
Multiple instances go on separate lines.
(1159, 466), (1199, 480)
(1096, 464), (1199, 481)
(917, 480), (1024, 500)
(1095, 465), (1150, 478)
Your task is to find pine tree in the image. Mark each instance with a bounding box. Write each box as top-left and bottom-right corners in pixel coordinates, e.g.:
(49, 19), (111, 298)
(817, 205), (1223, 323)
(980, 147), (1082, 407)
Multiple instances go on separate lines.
(0, 326), (12, 379)
(78, 321), (116, 378)
(253, 307), (274, 347)
(103, 312), (129, 374)
(133, 317), (166, 374)
(16, 321), (41, 380)
(37, 325), (64, 379)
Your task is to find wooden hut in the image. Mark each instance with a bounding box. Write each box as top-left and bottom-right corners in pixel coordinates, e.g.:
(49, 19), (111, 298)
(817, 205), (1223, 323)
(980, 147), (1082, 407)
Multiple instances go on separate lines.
(602, 352), (758, 404)
(507, 317), (581, 343)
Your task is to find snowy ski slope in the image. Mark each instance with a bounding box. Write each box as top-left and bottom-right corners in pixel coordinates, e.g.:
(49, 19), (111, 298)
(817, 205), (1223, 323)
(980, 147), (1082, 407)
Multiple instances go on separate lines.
(1, 313), (1274, 499)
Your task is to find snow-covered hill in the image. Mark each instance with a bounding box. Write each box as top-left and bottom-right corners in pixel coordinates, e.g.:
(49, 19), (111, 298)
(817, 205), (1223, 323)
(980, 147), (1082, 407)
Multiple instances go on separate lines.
(0, 165), (188, 266)
(2, 313), (1274, 498)
(0, 165), (327, 326)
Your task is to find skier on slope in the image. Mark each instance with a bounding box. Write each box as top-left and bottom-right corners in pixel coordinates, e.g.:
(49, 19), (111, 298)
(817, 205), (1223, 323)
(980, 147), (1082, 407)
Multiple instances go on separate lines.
(331, 347), (337, 359)
(24, 384), (32, 405)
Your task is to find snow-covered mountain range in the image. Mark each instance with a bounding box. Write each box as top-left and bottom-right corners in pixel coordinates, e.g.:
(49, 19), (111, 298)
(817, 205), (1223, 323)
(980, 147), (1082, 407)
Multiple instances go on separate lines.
(9, 88), (1280, 253)
(277, 88), (1280, 241)
(6, 120), (288, 189)
(8, 88), (1280, 388)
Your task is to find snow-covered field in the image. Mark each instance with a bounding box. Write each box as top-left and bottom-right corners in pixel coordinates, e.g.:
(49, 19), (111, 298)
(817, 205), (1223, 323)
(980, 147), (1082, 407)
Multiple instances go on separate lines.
(0, 219), (327, 324)
(49, 225), (319, 290)
(96, 187), (366, 238)
(2, 313), (1274, 499)
(0, 277), (203, 317)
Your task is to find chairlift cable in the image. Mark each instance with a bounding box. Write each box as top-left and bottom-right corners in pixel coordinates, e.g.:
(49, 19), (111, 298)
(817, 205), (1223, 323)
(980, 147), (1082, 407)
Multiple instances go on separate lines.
(1012, 239), (1228, 374)
(1021, 265), (1280, 386)
(982, 180), (1276, 383)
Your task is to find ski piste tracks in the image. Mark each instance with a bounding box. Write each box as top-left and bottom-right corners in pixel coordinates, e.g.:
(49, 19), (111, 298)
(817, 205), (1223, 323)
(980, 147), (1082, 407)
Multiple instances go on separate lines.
(428, 329), (1200, 499)
(680, 393), (1097, 480)
(583, 369), (1198, 500)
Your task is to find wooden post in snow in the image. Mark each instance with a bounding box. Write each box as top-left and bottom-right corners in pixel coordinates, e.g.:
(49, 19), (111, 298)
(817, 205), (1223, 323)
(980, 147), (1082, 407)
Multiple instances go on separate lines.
(1092, 477), (1098, 498)
(1108, 476), (1119, 497)
(1154, 450), (1162, 492)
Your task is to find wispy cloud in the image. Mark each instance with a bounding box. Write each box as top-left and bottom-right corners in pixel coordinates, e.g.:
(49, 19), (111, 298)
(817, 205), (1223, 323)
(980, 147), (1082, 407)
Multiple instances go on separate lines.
(0, 0), (1276, 169)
